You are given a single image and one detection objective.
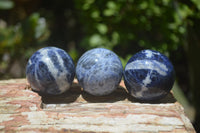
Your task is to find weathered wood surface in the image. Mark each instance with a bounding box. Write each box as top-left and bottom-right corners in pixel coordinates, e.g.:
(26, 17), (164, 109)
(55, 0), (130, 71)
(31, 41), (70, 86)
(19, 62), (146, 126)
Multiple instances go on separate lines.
(0, 79), (195, 133)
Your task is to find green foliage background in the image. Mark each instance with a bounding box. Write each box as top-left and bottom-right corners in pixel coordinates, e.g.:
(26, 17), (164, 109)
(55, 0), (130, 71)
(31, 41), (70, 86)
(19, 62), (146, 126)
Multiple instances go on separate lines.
(76, 0), (185, 51)
(75, 0), (198, 65)
(0, 0), (200, 131)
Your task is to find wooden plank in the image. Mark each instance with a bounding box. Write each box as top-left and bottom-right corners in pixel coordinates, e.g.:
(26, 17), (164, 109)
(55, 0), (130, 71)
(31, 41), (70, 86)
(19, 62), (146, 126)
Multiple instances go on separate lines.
(0, 79), (196, 132)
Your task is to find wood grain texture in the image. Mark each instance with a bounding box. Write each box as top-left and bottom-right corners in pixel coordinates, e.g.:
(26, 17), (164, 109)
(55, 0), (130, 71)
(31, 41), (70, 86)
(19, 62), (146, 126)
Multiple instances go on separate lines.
(0, 79), (195, 132)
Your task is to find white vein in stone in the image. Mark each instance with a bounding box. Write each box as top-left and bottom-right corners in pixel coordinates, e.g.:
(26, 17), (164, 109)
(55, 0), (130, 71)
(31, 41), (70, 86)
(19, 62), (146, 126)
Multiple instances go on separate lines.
(125, 60), (168, 76)
(144, 50), (160, 58)
(144, 50), (153, 58)
(136, 72), (152, 98)
(40, 49), (59, 91)
(142, 73), (152, 86)
(134, 86), (148, 98)
(55, 51), (70, 93)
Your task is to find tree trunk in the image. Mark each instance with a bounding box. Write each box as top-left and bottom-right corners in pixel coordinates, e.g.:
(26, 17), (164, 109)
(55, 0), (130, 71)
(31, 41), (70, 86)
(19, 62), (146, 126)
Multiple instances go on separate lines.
(187, 24), (200, 132)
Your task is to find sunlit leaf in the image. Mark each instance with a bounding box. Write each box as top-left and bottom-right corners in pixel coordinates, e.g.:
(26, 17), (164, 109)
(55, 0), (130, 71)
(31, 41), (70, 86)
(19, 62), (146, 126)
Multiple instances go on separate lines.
(91, 10), (100, 19)
(103, 9), (115, 16)
(111, 31), (119, 44)
(89, 34), (102, 47)
(0, 0), (14, 10)
(35, 18), (47, 39)
(82, 0), (95, 10)
(103, 1), (119, 16)
(97, 24), (107, 34)
(107, 1), (117, 9)
(191, 0), (200, 10)
(139, 1), (148, 10)
(162, 0), (170, 6)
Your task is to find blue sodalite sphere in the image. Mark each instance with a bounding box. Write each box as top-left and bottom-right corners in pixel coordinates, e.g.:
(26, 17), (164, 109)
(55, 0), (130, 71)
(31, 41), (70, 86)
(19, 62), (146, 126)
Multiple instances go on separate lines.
(76, 48), (123, 96)
(124, 49), (175, 101)
(26, 47), (75, 95)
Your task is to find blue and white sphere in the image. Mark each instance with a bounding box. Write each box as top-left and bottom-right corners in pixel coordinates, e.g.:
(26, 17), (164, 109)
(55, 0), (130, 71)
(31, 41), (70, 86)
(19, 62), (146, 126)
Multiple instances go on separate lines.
(124, 49), (175, 100)
(76, 48), (123, 96)
(26, 47), (75, 95)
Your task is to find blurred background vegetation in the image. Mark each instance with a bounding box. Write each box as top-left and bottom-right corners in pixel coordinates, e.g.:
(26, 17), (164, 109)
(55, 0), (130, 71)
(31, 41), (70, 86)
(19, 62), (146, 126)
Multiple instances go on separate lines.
(0, 0), (200, 131)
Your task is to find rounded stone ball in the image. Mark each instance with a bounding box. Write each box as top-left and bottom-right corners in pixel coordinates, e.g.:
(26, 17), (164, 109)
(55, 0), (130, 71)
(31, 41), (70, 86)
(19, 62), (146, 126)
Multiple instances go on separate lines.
(76, 48), (123, 96)
(26, 47), (75, 95)
(124, 49), (175, 101)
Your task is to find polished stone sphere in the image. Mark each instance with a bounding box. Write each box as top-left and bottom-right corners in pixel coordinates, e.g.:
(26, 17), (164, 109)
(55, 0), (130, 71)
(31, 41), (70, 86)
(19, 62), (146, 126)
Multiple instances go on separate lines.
(76, 48), (123, 96)
(124, 49), (175, 101)
(26, 47), (75, 95)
